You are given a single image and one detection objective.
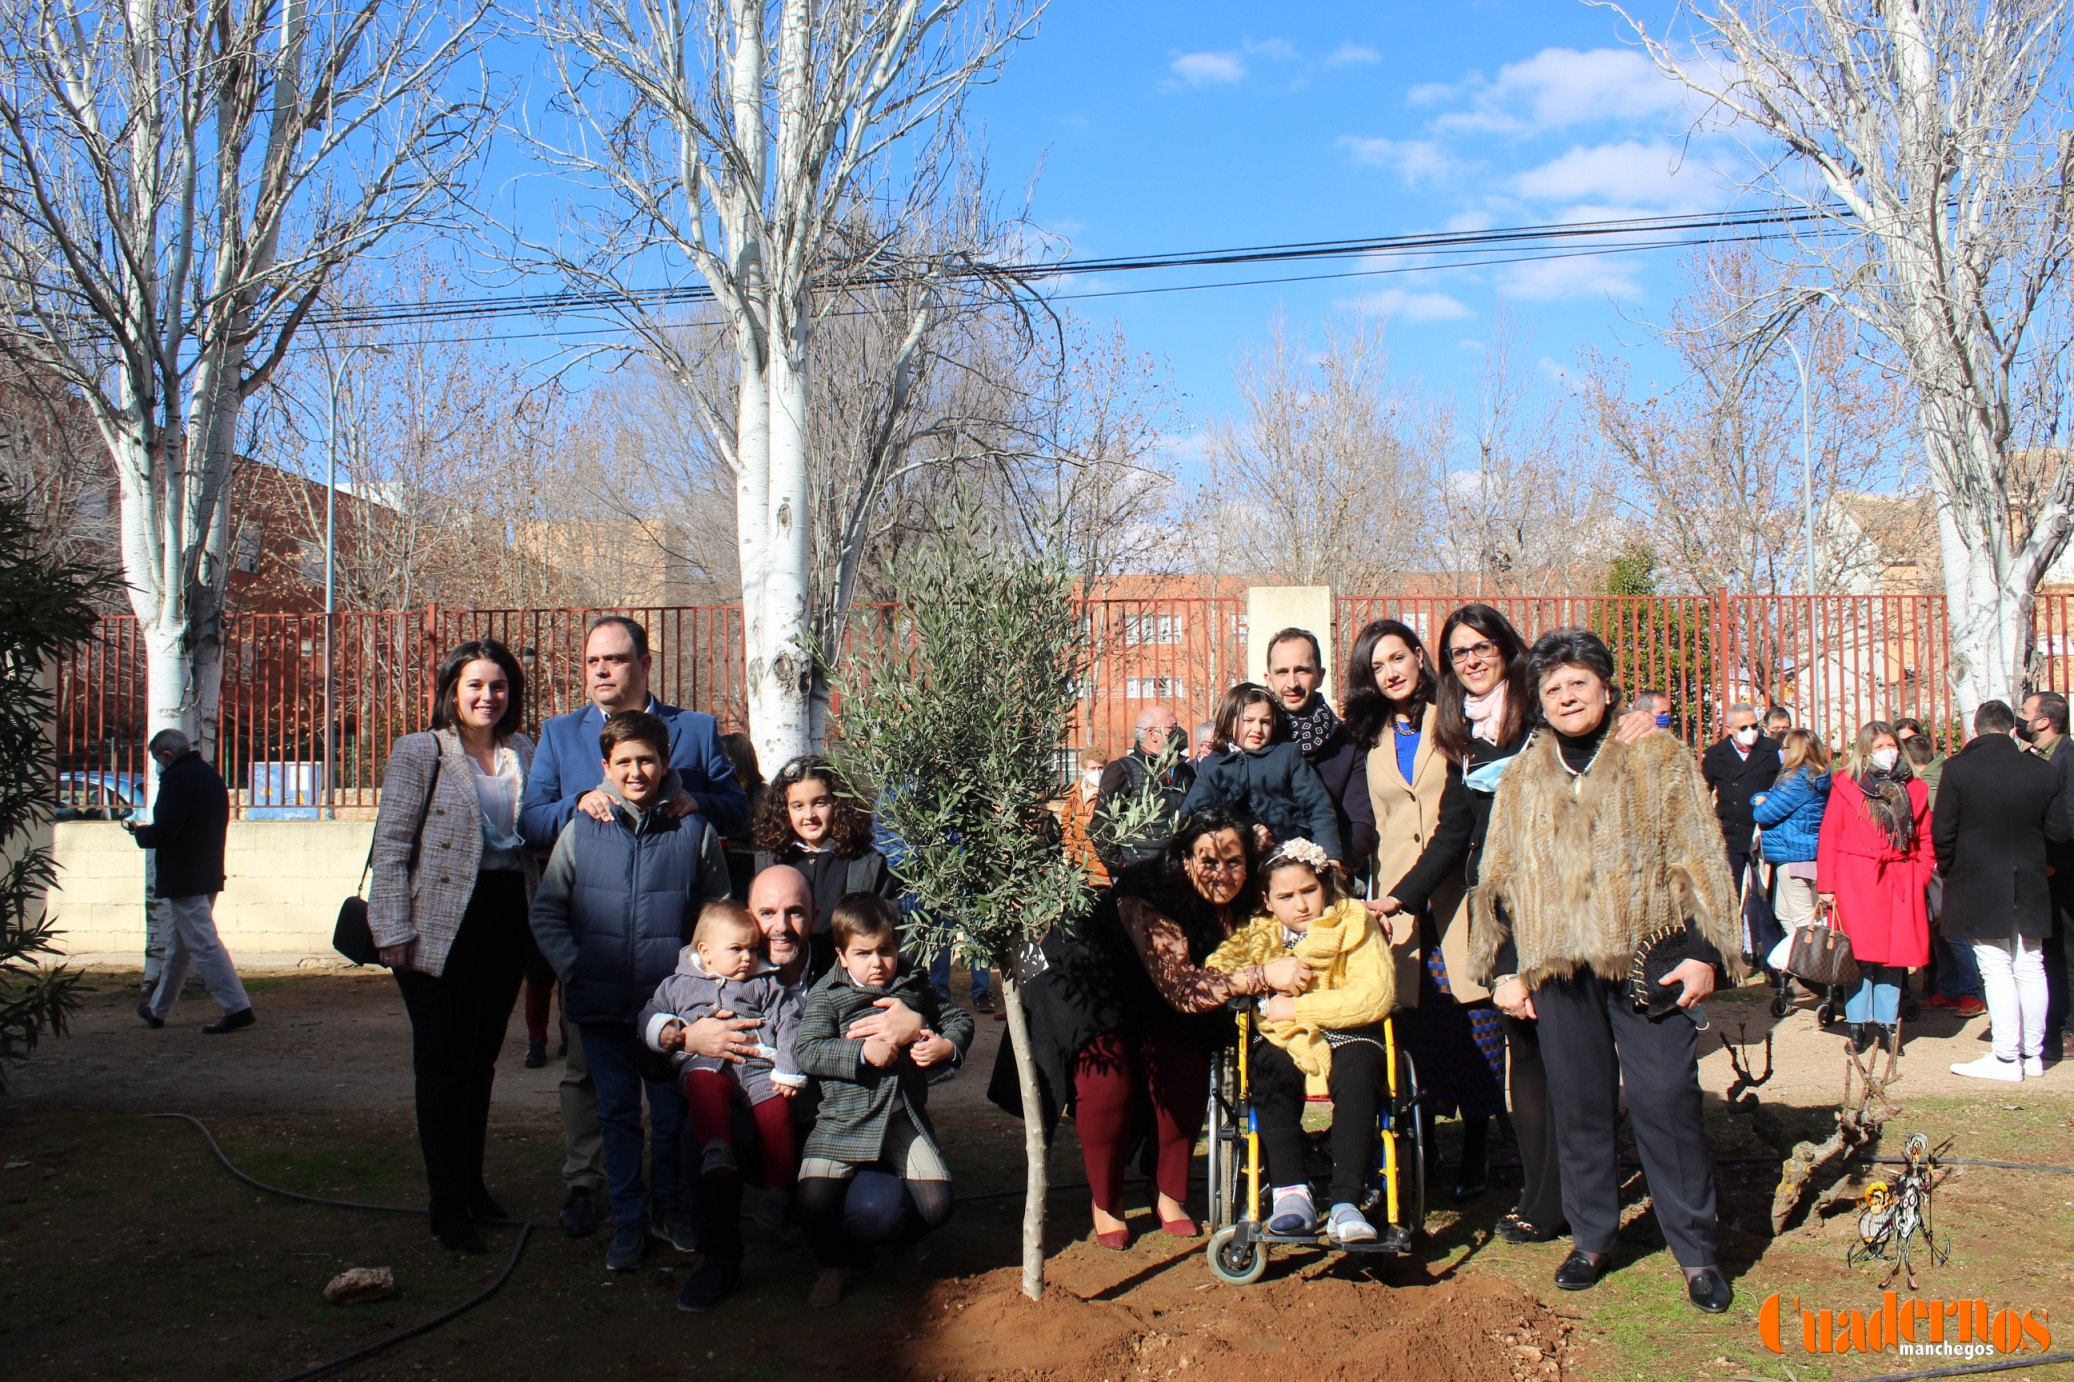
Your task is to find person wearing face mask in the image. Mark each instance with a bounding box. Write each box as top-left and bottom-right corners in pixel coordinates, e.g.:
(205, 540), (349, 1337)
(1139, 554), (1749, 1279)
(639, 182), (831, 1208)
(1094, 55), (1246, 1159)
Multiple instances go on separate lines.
(2018, 692), (2074, 1057)
(1060, 750), (1112, 887)
(1702, 702), (1782, 899)
(1632, 689), (1673, 731)
(1816, 721), (1934, 1055)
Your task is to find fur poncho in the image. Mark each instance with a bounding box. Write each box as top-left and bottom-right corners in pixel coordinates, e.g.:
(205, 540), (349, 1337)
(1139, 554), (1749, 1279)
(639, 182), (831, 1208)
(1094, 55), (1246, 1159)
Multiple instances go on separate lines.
(1468, 728), (1746, 992)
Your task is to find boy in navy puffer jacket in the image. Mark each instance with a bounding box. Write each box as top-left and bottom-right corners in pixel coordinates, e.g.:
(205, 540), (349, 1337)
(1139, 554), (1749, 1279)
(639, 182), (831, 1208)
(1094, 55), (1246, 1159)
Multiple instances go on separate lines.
(531, 710), (731, 1273)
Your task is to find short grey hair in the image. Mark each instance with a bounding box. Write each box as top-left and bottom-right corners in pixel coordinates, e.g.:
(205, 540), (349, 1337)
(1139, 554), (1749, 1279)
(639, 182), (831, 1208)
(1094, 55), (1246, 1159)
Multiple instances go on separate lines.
(1133, 704), (1179, 745)
(1726, 701), (1757, 718)
(148, 728), (191, 757)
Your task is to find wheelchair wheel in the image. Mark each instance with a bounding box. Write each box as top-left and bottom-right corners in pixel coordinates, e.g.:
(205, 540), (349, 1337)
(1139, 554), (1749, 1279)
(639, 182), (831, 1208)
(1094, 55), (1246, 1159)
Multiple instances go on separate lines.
(1396, 1046), (1427, 1236)
(1769, 989), (1793, 1018)
(1207, 1224), (1268, 1286)
(1902, 998), (1921, 1022)
(1205, 1052), (1244, 1233)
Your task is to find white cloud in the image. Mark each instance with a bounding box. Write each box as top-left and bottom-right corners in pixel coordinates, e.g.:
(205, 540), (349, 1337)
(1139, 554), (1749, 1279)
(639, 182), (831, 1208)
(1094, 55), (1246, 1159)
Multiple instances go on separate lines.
(1245, 37), (1299, 62)
(1433, 47), (1686, 135)
(1339, 135), (1457, 183)
(1445, 209), (1499, 232)
(1325, 42), (1381, 66)
(1513, 140), (1721, 212)
(1346, 288), (1475, 322)
(1170, 51), (1245, 85)
(1502, 255), (1644, 302)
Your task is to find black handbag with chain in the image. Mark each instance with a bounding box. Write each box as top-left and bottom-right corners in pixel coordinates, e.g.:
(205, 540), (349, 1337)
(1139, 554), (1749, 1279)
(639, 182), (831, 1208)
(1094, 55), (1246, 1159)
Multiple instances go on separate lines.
(1628, 919), (1695, 1020)
(333, 755), (443, 966)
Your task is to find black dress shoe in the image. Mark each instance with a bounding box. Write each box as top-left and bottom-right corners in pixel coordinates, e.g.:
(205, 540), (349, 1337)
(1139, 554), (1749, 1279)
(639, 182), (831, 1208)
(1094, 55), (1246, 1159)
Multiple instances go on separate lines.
(1687, 1267), (1733, 1314)
(431, 1208), (487, 1255)
(524, 1038), (547, 1069)
(201, 1007), (255, 1035)
(676, 1254), (740, 1313)
(136, 1001), (164, 1029)
(1553, 1249), (1607, 1291)
(560, 1185), (599, 1238)
(1497, 1214), (1569, 1244)
(467, 1190), (508, 1222)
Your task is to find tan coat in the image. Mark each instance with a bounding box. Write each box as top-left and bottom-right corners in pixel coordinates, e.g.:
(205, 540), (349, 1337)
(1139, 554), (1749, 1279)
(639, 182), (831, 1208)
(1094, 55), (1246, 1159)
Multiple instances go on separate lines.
(1367, 702), (1482, 1003)
(369, 728), (538, 977)
(1468, 729), (1746, 992)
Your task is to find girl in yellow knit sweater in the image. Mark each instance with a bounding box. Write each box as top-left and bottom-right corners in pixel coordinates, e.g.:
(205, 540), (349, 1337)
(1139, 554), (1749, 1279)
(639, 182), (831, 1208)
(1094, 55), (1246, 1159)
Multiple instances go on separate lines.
(1207, 839), (1395, 1245)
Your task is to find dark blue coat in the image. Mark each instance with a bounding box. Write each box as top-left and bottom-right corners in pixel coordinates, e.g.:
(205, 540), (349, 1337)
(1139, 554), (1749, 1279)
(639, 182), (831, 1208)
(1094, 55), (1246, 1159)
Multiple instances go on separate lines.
(1176, 740), (1342, 861)
(529, 792), (733, 1025)
(132, 750), (229, 899)
(1753, 768), (1831, 864)
(518, 698), (749, 848)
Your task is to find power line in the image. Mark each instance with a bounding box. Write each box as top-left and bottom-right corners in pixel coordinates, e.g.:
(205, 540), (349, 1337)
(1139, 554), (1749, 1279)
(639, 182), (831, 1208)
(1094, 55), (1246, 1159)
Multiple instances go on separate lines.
(305, 206), (1837, 333)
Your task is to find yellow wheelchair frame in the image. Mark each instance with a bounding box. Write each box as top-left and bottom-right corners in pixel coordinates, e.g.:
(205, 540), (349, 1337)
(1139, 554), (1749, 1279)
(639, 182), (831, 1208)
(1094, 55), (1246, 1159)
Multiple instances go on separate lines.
(1203, 1004), (1425, 1285)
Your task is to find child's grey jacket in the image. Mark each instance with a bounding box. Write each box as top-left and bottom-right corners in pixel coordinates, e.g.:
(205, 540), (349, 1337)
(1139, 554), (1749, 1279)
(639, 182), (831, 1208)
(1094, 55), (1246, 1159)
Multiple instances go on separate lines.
(639, 946), (804, 1104)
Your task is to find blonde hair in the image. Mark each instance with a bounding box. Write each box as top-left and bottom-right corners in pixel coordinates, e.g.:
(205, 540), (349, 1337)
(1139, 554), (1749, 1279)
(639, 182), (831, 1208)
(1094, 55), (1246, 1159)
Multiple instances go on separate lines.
(1778, 728), (1831, 779)
(693, 900), (757, 947)
(1841, 720), (1911, 782)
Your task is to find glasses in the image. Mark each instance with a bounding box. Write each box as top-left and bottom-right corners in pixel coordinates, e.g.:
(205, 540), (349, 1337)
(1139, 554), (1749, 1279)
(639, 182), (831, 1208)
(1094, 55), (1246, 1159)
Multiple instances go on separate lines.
(1447, 639), (1500, 665)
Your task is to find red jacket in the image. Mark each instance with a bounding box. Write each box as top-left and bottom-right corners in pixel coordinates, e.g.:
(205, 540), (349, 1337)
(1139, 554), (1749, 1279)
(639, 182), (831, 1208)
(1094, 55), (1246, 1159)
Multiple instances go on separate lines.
(1816, 774), (1933, 967)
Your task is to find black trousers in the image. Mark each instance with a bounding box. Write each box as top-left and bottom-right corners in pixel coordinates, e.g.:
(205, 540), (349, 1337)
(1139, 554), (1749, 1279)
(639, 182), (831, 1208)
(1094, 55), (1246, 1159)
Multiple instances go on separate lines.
(1534, 969), (1718, 1269)
(1501, 1013), (1566, 1231)
(392, 872), (529, 1217)
(2043, 891), (2072, 1055)
(1250, 1037), (1385, 1207)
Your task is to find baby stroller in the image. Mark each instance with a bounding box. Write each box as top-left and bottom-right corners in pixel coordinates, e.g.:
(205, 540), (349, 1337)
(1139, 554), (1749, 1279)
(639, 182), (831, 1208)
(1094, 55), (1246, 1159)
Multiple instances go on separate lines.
(1202, 1002), (1425, 1285)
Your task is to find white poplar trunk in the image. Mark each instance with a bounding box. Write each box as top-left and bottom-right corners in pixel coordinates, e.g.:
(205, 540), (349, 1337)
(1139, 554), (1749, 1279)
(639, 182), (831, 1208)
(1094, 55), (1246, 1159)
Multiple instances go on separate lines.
(751, 339), (813, 764)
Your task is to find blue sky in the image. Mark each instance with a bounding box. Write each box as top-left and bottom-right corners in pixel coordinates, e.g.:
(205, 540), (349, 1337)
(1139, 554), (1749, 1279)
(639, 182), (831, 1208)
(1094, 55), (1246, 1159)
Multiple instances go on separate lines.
(960, 0), (1734, 433)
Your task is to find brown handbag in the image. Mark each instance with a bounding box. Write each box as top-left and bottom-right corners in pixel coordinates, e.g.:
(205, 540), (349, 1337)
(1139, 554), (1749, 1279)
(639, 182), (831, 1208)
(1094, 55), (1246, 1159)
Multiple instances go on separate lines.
(1785, 902), (1860, 990)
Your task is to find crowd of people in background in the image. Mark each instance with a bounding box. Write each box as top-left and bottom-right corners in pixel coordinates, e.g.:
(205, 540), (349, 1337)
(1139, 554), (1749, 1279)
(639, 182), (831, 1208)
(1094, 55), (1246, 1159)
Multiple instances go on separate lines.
(122, 606), (2072, 1319)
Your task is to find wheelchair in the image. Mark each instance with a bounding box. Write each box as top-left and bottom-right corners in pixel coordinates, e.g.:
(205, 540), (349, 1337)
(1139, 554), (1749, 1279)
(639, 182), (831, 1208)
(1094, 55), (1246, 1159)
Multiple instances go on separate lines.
(1203, 1003), (1426, 1285)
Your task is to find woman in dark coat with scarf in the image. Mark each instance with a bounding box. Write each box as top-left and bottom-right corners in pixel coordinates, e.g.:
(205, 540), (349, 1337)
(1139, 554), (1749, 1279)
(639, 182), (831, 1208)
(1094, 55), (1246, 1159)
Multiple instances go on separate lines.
(996, 807), (1307, 1246)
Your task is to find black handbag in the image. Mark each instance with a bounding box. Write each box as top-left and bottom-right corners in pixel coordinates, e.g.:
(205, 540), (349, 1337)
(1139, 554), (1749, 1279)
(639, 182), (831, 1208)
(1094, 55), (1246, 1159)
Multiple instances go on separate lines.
(1628, 920), (1694, 1019)
(334, 755), (442, 966)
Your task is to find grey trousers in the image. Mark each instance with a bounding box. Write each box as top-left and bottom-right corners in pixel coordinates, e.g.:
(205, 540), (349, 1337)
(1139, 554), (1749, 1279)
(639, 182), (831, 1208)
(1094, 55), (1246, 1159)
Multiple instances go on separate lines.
(145, 894), (251, 1019)
(560, 1024), (609, 1193)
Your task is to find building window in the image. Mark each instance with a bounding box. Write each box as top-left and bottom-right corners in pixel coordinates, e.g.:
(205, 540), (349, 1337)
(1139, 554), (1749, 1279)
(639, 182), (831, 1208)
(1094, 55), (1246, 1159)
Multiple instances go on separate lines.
(1123, 612), (1182, 645)
(1125, 676), (1181, 699)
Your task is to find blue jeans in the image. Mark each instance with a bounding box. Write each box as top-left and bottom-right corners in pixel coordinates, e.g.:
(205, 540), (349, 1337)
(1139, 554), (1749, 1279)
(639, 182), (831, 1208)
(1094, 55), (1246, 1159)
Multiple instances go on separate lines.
(1845, 965), (1904, 1024)
(929, 949), (991, 1001)
(1933, 933), (1984, 1002)
(578, 1021), (687, 1228)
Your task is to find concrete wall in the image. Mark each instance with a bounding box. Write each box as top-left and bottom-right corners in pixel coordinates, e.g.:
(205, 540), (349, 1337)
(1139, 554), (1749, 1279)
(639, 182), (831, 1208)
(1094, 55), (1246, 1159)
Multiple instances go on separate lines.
(48, 821), (375, 970)
(1245, 586), (1335, 686)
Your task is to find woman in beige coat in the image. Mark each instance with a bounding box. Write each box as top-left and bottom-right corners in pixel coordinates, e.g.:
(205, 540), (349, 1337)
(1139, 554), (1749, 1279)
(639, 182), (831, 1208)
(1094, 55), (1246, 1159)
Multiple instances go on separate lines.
(370, 638), (537, 1254)
(1346, 617), (1500, 1202)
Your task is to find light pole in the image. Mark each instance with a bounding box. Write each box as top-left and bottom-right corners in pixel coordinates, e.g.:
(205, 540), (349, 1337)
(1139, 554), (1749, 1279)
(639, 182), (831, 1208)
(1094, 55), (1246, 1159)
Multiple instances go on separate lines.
(1782, 327), (1820, 733)
(317, 337), (390, 817)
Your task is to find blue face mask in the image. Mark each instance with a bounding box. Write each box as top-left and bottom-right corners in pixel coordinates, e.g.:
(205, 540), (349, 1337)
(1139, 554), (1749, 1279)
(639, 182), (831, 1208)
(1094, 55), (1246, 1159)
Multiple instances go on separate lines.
(1655, 713), (1672, 728)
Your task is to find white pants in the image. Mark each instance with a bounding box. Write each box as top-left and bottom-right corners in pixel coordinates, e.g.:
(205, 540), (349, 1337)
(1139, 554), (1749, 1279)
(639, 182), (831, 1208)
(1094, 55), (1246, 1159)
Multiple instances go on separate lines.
(1773, 873), (1818, 933)
(146, 894), (250, 1019)
(1972, 935), (2049, 1062)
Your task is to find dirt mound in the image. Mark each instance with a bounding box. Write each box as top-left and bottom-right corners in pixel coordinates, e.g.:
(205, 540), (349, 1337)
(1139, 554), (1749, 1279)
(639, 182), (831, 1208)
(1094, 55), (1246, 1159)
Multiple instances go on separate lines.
(882, 1244), (1572, 1382)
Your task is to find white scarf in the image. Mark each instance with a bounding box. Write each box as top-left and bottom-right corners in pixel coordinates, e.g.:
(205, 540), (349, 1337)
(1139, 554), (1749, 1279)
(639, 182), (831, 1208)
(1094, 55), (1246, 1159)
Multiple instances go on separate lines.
(1464, 683), (1509, 745)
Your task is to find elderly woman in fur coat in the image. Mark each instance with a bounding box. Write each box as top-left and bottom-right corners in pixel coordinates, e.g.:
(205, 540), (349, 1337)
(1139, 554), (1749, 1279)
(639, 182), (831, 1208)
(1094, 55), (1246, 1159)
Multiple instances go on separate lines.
(1470, 629), (1746, 1317)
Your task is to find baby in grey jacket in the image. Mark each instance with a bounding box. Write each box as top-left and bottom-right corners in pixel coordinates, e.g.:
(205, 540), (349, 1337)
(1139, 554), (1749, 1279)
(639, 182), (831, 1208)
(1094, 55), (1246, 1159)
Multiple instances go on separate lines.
(640, 901), (805, 1107)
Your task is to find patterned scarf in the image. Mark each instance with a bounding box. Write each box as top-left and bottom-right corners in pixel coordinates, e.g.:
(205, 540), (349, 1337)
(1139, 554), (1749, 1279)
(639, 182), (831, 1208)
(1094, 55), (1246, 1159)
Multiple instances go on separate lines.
(1287, 695), (1343, 759)
(1857, 767), (1916, 852)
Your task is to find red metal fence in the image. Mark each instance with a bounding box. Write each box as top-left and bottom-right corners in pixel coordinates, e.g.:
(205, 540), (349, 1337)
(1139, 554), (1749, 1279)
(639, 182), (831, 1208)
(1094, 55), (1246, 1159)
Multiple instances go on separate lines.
(53, 591), (2040, 815)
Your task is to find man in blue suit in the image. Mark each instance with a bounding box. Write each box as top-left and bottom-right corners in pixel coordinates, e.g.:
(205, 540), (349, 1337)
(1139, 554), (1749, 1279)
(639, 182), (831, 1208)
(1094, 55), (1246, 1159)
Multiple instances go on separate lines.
(520, 614), (751, 1239)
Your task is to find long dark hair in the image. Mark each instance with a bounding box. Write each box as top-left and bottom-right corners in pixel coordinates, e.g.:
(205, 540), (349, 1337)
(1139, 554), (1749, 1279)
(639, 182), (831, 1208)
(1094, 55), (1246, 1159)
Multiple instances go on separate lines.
(1211, 682), (1287, 752)
(1344, 618), (1438, 752)
(430, 639), (526, 739)
(1150, 805), (1262, 937)
(1434, 603), (1530, 762)
(752, 754), (877, 859)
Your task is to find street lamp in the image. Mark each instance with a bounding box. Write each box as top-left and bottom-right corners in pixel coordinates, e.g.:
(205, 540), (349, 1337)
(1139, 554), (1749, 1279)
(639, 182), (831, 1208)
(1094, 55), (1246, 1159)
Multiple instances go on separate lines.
(1782, 325), (1821, 735)
(316, 335), (391, 817)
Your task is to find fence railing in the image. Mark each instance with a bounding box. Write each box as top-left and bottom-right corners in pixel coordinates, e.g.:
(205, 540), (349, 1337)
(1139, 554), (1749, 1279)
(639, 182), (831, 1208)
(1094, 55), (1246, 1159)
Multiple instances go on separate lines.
(52, 590), (2036, 816)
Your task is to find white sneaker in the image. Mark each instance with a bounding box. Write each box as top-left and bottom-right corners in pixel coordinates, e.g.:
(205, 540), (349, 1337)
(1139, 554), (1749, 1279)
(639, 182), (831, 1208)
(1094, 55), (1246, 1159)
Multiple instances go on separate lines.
(2023, 1055), (2046, 1079)
(1326, 1203), (1377, 1245)
(1950, 1053), (2023, 1082)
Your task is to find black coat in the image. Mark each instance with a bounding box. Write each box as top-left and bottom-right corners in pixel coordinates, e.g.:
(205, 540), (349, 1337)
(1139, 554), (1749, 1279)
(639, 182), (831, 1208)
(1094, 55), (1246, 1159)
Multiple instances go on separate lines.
(1092, 748), (1196, 872)
(1305, 723), (1377, 879)
(132, 750), (229, 899)
(1932, 734), (2070, 942)
(1701, 735), (1781, 853)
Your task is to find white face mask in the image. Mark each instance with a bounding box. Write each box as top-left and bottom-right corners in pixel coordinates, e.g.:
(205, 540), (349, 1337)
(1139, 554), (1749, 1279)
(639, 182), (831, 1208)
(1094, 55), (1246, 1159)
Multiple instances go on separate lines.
(1733, 726), (1759, 747)
(1870, 747), (1900, 773)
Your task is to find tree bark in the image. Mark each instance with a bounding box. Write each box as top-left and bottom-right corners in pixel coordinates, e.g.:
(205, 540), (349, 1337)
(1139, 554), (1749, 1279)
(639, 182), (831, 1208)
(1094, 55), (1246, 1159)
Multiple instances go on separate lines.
(999, 972), (1050, 1301)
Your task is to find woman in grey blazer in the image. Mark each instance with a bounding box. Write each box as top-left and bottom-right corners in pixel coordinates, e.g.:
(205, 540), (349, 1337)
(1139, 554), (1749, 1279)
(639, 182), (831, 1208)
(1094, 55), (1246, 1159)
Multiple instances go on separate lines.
(370, 639), (537, 1253)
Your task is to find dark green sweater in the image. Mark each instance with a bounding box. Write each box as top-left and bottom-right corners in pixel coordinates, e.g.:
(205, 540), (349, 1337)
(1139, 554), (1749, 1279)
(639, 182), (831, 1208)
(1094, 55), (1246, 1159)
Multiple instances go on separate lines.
(795, 961), (974, 1167)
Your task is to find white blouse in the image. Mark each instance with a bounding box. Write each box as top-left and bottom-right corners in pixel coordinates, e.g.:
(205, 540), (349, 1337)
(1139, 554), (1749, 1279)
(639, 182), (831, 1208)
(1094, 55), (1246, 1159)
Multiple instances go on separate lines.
(470, 748), (525, 871)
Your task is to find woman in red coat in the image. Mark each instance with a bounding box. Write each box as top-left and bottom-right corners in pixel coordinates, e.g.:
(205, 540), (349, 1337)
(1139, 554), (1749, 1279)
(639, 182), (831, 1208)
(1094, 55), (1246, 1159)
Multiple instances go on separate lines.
(1816, 720), (1933, 1053)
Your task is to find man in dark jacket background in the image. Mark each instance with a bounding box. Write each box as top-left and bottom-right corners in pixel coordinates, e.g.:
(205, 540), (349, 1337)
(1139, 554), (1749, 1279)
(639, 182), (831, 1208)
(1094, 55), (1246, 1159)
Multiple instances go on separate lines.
(130, 730), (252, 1033)
(2019, 690), (2074, 1058)
(1937, 699), (2069, 1081)
(530, 711), (731, 1275)
(1092, 703), (1195, 873)
(1701, 701), (1780, 896)
(1263, 627), (1377, 880)
(518, 614), (749, 1238)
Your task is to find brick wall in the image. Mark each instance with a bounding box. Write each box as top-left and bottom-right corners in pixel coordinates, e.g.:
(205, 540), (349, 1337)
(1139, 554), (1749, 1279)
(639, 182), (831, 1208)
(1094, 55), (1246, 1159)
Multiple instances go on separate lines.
(47, 821), (375, 970)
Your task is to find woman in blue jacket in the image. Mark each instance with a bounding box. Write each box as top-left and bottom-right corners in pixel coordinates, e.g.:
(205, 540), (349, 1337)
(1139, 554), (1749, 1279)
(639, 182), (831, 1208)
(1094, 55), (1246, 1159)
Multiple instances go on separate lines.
(1752, 728), (1831, 939)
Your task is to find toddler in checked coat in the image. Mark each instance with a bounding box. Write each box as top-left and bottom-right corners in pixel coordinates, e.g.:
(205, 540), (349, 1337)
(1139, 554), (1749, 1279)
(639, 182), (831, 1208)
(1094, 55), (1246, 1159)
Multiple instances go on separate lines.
(642, 901), (805, 1187)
